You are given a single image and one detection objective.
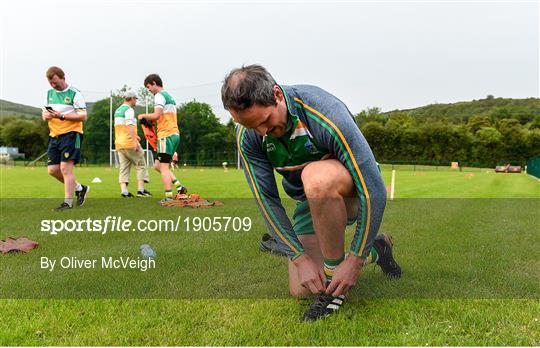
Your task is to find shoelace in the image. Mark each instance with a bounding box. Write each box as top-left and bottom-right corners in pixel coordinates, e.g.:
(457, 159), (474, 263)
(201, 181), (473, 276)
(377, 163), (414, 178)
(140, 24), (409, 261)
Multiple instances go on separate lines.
(307, 294), (335, 314)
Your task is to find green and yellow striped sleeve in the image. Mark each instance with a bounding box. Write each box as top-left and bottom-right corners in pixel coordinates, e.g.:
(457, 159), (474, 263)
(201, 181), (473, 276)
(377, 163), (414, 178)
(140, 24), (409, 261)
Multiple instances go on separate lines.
(236, 125), (305, 260)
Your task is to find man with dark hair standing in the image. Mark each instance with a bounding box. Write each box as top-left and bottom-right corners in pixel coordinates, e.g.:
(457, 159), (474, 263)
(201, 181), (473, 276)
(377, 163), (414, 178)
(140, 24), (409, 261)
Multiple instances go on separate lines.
(221, 65), (401, 321)
(42, 66), (90, 211)
(138, 74), (187, 204)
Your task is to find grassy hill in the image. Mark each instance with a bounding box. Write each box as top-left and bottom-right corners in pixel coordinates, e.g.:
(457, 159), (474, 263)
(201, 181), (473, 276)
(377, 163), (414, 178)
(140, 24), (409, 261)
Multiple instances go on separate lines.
(0, 100), (96, 119)
(0, 99), (42, 118)
(382, 96), (540, 124)
(2, 96), (539, 126)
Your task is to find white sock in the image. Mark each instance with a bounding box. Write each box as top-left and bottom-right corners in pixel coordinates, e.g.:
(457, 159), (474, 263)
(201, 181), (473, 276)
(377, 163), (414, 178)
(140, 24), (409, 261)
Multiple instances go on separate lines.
(122, 190), (129, 195)
(75, 183), (83, 192)
(64, 198), (73, 207)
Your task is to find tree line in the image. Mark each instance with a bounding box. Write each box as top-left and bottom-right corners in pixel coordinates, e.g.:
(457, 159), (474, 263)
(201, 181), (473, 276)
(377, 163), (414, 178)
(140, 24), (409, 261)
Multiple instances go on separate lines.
(0, 93), (538, 168)
(356, 96), (540, 167)
(82, 92), (237, 165)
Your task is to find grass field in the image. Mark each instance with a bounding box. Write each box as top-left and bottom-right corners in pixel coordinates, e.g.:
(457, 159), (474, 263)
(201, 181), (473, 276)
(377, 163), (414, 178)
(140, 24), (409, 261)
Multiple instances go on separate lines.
(0, 165), (539, 345)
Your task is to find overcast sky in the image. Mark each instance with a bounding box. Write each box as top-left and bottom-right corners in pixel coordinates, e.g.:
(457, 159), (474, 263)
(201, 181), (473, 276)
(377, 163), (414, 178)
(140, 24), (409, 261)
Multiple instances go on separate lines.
(0, 0), (538, 122)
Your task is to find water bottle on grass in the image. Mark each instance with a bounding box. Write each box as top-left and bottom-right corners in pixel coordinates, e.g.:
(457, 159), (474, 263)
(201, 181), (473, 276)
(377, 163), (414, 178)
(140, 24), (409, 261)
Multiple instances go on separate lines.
(140, 244), (156, 259)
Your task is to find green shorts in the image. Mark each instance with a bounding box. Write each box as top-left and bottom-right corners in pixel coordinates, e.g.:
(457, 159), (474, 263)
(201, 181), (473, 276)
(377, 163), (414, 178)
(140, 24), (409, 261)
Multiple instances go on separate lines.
(293, 200), (357, 235)
(157, 134), (180, 157)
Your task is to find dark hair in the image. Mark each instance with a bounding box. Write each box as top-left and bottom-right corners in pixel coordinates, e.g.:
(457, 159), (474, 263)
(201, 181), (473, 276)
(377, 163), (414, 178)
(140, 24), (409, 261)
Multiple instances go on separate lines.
(144, 74), (163, 87)
(46, 66), (65, 80)
(221, 64), (277, 111)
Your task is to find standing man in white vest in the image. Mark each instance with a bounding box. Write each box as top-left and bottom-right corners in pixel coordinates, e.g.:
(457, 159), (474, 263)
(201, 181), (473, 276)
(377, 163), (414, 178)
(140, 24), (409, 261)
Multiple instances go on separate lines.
(114, 90), (152, 198)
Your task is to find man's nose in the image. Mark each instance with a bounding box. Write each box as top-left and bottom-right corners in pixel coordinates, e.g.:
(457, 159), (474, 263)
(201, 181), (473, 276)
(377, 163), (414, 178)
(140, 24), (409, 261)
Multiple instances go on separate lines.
(255, 125), (268, 136)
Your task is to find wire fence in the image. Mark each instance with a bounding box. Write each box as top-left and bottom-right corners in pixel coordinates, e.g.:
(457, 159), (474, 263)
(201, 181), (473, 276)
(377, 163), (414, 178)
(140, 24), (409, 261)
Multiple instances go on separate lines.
(4, 150), (239, 168)
(526, 155), (540, 178)
(4, 156), (530, 173)
(379, 160), (527, 173)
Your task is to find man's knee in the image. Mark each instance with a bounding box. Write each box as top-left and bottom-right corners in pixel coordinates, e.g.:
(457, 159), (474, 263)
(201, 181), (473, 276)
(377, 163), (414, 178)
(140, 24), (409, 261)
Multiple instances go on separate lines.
(48, 165), (60, 176)
(301, 160), (353, 198)
(159, 162), (170, 172)
(289, 285), (312, 299)
(60, 163), (74, 176)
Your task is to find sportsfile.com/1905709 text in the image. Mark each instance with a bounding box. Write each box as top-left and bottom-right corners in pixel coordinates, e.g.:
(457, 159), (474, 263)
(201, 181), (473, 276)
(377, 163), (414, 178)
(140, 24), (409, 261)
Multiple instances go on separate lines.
(40, 216), (253, 235)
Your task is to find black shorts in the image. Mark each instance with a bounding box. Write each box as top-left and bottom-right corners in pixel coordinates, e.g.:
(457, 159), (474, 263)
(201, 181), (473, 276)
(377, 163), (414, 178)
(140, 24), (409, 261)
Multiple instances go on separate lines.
(47, 131), (83, 165)
(156, 153), (172, 163)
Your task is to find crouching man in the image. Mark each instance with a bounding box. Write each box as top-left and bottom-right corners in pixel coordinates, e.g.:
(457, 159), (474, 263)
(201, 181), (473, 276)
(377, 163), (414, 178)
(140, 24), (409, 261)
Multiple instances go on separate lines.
(221, 65), (401, 321)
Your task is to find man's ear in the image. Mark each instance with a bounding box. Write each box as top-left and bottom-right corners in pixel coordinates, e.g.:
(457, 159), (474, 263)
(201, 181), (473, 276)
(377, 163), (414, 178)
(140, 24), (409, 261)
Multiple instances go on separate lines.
(273, 85), (284, 102)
